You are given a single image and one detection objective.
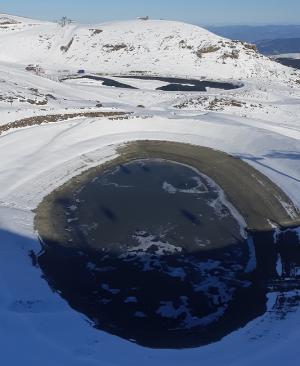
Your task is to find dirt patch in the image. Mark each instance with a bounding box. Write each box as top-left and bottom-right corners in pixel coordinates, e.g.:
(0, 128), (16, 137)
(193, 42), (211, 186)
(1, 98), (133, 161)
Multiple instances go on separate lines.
(0, 111), (130, 136)
(90, 29), (103, 36)
(60, 37), (74, 53)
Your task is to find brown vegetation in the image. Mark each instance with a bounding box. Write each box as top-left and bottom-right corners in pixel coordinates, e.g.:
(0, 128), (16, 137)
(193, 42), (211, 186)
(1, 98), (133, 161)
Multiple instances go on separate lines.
(175, 96), (247, 111)
(179, 40), (193, 50)
(221, 50), (240, 61)
(0, 111), (130, 136)
(243, 43), (257, 51)
(103, 43), (128, 52)
(196, 46), (221, 58)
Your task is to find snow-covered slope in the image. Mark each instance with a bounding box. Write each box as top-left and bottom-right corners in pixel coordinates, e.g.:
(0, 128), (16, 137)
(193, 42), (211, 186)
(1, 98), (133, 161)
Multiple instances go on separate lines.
(0, 13), (299, 81)
(1, 12), (300, 366)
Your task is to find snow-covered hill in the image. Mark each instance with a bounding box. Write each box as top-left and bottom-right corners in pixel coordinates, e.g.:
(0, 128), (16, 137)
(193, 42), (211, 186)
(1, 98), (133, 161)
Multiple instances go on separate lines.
(1, 12), (300, 366)
(0, 13), (299, 81)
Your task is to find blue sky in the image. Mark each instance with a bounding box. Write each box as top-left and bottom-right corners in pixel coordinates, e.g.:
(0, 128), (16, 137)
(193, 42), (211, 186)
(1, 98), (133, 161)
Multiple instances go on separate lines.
(1, 0), (300, 25)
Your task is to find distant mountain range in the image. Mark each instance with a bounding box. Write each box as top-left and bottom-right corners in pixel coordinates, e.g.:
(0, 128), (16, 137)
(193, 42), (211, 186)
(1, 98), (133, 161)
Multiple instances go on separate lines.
(206, 25), (300, 42)
(206, 25), (300, 55)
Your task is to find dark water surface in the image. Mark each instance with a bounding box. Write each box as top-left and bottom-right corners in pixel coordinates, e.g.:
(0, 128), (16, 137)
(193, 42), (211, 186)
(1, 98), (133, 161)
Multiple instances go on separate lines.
(36, 160), (300, 348)
(117, 75), (242, 91)
(62, 75), (137, 89)
(275, 57), (300, 70)
(66, 75), (242, 92)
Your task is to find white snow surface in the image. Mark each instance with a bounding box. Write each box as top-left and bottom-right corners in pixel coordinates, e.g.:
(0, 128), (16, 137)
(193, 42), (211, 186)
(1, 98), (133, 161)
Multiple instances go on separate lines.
(272, 53), (300, 59)
(0, 13), (299, 81)
(0, 13), (300, 366)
